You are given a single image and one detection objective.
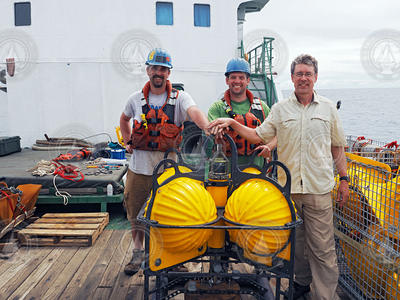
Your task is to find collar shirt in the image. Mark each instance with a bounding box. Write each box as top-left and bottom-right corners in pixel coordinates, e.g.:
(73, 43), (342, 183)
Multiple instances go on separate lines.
(255, 92), (346, 194)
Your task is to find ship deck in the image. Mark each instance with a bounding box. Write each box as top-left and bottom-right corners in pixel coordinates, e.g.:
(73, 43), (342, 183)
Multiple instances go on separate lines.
(0, 229), (137, 299)
(0, 228), (351, 300)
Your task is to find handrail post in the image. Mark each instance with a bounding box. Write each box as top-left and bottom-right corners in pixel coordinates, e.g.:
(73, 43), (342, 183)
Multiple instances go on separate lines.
(242, 36), (277, 106)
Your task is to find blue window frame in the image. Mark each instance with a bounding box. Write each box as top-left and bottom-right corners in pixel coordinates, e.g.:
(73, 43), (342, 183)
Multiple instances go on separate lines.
(14, 2), (31, 26)
(194, 4), (210, 27)
(156, 2), (173, 25)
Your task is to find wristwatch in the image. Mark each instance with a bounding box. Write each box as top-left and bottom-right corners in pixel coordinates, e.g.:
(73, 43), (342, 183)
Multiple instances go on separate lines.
(339, 176), (349, 182)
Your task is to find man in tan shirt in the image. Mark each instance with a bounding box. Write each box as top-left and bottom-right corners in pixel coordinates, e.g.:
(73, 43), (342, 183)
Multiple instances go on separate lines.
(208, 54), (349, 300)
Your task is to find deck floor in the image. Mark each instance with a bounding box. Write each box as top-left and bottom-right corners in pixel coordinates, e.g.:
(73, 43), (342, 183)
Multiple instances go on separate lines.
(0, 229), (140, 300)
(0, 229), (351, 299)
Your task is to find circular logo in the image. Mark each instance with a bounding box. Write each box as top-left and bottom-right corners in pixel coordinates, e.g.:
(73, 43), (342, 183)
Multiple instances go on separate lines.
(51, 123), (95, 141)
(361, 29), (400, 81)
(180, 129), (206, 172)
(306, 132), (333, 170)
(0, 29), (38, 79)
(234, 228), (284, 265)
(244, 29), (289, 77)
(111, 30), (161, 80)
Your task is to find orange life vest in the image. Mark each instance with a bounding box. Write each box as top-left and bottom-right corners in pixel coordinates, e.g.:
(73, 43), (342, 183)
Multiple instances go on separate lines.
(130, 81), (182, 152)
(222, 89), (266, 156)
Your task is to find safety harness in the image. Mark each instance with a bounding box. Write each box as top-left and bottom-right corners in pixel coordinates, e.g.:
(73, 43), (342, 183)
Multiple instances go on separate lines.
(130, 81), (182, 152)
(222, 89), (266, 156)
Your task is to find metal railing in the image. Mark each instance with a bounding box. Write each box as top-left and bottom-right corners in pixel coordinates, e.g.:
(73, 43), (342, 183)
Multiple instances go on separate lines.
(346, 135), (400, 169)
(240, 38), (278, 108)
(332, 149), (400, 299)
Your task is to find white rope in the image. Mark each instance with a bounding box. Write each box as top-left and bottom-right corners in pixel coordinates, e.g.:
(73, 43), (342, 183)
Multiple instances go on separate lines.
(53, 175), (71, 205)
(27, 160), (56, 176)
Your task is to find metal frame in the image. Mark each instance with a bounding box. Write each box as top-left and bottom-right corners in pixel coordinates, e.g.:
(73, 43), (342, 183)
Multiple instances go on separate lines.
(137, 136), (302, 299)
(346, 135), (400, 169)
(333, 149), (400, 299)
(241, 37), (278, 108)
(36, 193), (123, 212)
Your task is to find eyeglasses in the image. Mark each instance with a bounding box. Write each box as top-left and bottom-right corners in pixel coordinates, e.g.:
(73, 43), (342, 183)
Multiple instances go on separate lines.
(294, 72), (314, 78)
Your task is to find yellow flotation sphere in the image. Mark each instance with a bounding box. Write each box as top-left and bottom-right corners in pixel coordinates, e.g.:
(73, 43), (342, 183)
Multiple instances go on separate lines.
(156, 165), (192, 184)
(242, 167), (261, 175)
(224, 178), (294, 263)
(145, 166), (217, 252)
(146, 165), (192, 202)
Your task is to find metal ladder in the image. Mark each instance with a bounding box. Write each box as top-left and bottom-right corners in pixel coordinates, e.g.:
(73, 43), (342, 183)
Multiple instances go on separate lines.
(240, 37), (278, 108)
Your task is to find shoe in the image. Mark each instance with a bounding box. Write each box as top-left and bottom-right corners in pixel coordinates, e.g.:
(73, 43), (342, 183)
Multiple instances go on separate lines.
(124, 249), (144, 276)
(284, 282), (311, 299)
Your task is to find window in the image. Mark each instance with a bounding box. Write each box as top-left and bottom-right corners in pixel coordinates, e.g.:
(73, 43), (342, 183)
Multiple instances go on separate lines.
(156, 2), (173, 25)
(194, 4), (210, 27)
(14, 2), (31, 26)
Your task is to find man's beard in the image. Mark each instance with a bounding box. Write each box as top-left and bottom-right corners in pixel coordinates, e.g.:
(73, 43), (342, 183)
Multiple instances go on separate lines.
(151, 75), (165, 88)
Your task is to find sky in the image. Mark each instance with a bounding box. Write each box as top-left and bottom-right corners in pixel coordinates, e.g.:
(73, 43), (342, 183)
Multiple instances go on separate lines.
(243, 0), (400, 90)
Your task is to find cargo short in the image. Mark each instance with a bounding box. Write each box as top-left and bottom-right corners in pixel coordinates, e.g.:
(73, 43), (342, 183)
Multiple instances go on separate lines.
(123, 169), (154, 224)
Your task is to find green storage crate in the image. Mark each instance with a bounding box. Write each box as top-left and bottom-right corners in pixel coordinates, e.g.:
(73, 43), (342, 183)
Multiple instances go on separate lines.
(0, 136), (21, 156)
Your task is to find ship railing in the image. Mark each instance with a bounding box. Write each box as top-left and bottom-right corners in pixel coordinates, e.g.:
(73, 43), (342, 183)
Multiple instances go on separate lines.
(239, 37), (278, 107)
(332, 154), (400, 299)
(245, 37), (275, 77)
(346, 135), (400, 169)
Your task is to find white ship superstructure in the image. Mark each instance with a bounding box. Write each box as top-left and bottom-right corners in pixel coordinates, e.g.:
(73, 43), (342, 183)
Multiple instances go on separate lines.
(0, 0), (269, 147)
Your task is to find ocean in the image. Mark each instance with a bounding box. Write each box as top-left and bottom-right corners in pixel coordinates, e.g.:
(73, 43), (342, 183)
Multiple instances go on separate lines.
(282, 88), (400, 143)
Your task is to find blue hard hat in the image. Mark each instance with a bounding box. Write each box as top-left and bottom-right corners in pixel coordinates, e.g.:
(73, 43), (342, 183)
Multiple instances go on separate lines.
(225, 58), (250, 76)
(145, 48), (173, 69)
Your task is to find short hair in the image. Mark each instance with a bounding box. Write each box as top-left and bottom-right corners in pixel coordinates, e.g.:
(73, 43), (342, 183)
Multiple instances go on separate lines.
(290, 54), (318, 74)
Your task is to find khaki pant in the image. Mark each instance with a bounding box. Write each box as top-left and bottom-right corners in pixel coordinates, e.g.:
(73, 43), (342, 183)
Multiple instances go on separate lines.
(123, 169), (154, 224)
(291, 193), (339, 300)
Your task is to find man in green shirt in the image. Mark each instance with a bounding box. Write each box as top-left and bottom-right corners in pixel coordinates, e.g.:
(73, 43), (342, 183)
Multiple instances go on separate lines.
(208, 58), (276, 168)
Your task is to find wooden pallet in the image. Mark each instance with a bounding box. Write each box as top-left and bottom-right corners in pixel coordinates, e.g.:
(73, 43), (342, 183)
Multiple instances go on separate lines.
(18, 212), (109, 247)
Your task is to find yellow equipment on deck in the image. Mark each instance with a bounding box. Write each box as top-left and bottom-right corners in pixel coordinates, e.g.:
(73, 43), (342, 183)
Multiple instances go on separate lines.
(225, 178), (293, 266)
(144, 165), (217, 271)
(137, 135), (301, 299)
(333, 151), (400, 299)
